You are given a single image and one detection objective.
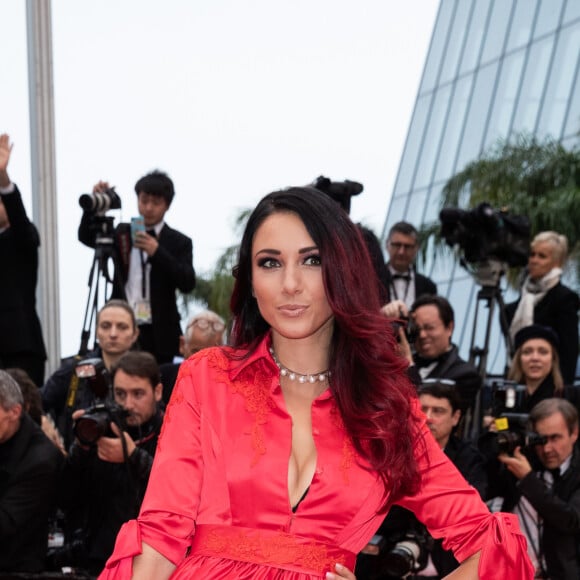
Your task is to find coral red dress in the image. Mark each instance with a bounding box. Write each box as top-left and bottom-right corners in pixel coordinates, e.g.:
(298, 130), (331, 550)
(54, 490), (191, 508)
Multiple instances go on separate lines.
(99, 335), (533, 579)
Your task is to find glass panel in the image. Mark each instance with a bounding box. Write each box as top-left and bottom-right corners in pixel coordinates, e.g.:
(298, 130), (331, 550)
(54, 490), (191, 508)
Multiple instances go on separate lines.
(537, 25), (580, 138)
(414, 85), (453, 189)
(483, 50), (526, 149)
(403, 189), (429, 226)
(429, 248), (457, 284)
(423, 183), (444, 225)
(534, 0), (564, 38)
(447, 276), (476, 348)
(564, 0), (580, 23)
(383, 195), (408, 238)
(393, 95), (432, 195)
(511, 37), (554, 134)
(456, 62), (499, 168)
(562, 26), (580, 139)
(419, 234), (438, 276)
(480, 0), (515, 64)
(439, 0), (473, 85)
(434, 76), (474, 181)
(506, 0), (538, 51)
(419, 0), (456, 93)
(459, 0), (492, 74)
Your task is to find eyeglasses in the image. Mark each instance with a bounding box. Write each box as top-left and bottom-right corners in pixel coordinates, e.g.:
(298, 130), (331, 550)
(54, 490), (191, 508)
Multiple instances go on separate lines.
(414, 323), (444, 334)
(188, 319), (226, 333)
(421, 378), (456, 386)
(388, 241), (416, 251)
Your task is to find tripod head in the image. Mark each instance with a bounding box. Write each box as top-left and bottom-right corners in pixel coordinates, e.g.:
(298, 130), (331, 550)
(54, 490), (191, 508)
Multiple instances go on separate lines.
(461, 258), (508, 288)
(79, 214), (124, 356)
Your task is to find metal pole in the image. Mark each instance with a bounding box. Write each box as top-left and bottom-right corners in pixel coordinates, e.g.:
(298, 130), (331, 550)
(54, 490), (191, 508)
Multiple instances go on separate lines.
(26, 0), (61, 374)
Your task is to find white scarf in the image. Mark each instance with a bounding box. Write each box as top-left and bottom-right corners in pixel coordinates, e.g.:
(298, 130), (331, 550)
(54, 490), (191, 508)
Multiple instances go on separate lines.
(509, 267), (562, 341)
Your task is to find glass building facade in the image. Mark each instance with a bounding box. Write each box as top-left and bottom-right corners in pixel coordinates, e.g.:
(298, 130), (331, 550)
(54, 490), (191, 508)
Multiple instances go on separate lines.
(382, 0), (580, 374)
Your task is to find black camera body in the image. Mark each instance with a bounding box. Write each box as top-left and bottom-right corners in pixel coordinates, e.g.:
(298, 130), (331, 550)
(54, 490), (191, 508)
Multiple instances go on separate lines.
(479, 380), (547, 456)
(72, 357), (128, 445)
(73, 401), (129, 446)
(358, 518), (431, 579)
(439, 202), (530, 267)
(78, 187), (122, 216)
(382, 528), (431, 578)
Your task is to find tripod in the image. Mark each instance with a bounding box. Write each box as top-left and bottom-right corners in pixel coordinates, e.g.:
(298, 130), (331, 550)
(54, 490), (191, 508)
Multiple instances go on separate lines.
(463, 260), (513, 439)
(79, 216), (125, 356)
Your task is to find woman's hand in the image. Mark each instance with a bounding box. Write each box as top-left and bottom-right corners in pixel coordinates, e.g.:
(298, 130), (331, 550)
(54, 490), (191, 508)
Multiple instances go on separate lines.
(326, 562), (356, 579)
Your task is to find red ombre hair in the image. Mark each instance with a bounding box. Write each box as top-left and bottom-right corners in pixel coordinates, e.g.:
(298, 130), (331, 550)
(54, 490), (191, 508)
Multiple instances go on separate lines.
(230, 187), (422, 503)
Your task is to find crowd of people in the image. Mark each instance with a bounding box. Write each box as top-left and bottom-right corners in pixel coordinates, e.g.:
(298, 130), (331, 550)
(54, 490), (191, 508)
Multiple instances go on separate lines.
(1, 130), (579, 579)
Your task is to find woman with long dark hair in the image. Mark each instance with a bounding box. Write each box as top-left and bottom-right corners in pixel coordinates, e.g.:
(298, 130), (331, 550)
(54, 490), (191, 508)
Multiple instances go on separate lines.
(99, 188), (532, 579)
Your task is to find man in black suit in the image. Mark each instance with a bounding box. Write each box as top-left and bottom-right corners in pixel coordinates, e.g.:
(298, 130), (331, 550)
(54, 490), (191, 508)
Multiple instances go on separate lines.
(0, 369), (63, 573)
(0, 133), (47, 385)
(79, 170), (196, 364)
(381, 221), (437, 319)
(498, 398), (580, 579)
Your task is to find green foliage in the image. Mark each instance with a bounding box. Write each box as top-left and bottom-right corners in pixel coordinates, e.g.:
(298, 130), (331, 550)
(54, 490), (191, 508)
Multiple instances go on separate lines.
(422, 134), (580, 285)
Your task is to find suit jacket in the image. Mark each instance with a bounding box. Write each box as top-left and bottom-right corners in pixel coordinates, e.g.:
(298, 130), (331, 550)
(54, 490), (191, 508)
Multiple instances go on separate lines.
(0, 413), (64, 572)
(415, 344), (482, 414)
(493, 448), (580, 580)
(506, 282), (580, 384)
(79, 216), (195, 361)
(384, 266), (437, 304)
(0, 185), (46, 359)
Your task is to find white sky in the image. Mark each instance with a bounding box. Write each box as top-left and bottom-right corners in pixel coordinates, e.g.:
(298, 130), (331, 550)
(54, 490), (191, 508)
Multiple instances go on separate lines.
(0, 0), (438, 363)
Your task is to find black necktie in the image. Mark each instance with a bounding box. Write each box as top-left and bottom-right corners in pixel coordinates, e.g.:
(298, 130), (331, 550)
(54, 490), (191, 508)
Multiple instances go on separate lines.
(549, 467), (561, 482)
(392, 273), (410, 280)
(146, 229), (156, 238)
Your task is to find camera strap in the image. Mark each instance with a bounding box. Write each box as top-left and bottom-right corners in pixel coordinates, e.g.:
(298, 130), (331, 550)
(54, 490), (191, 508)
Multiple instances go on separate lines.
(65, 355), (84, 409)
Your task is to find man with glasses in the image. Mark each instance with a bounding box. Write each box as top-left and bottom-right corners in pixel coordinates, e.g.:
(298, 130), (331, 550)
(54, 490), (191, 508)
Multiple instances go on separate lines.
(159, 310), (226, 404)
(410, 295), (481, 417)
(381, 222), (436, 319)
(495, 398), (580, 579)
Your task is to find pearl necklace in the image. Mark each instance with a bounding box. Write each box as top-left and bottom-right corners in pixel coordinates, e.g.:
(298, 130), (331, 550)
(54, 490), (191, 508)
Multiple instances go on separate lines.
(269, 347), (330, 384)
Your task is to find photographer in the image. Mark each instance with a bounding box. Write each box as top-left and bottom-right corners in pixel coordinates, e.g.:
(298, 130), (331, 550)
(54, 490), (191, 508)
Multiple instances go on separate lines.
(0, 133), (47, 385)
(496, 398), (580, 579)
(409, 295), (481, 417)
(357, 381), (488, 579)
(58, 351), (163, 575)
(78, 170), (196, 364)
(41, 299), (139, 448)
(0, 370), (64, 574)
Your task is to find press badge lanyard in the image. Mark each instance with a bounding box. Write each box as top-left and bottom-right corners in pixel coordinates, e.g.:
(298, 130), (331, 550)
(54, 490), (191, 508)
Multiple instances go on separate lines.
(140, 250), (148, 299)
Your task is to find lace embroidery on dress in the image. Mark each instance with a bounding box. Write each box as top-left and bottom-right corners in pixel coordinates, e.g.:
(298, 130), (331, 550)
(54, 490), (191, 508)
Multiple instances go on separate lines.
(201, 526), (349, 572)
(329, 403), (355, 484)
(157, 386), (185, 453)
(205, 349), (276, 466)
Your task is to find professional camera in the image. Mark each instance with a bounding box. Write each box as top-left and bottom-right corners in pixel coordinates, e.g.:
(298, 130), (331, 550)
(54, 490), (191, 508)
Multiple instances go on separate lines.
(439, 203), (530, 268)
(310, 175), (363, 213)
(78, 187), (122, 216)
(478, 379), (547, 456)
(358, 510), (431, 579)
(72, 357), (128, 445)
(391, 316), (419, 345)
(382, 529), (431, 578)
(73, 401), (129, 446)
